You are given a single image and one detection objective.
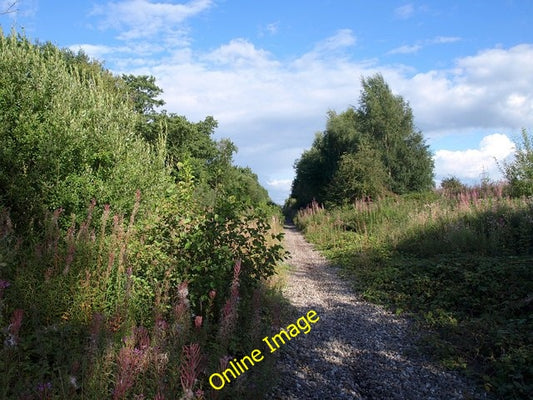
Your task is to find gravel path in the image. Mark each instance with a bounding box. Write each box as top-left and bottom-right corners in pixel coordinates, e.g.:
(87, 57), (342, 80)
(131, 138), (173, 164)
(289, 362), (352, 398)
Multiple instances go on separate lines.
(266, 224), (486, 400)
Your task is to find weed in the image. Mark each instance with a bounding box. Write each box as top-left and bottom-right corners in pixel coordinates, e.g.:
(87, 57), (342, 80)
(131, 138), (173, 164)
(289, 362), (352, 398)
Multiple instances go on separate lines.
(295, 191), (533, 399)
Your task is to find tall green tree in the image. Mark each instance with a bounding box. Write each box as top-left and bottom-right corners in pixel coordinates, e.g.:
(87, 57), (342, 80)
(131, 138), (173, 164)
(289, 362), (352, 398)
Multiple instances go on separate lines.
(328, 144), (389, 202)
(357, 74), (434, 194)
(289, 74), (434, 209)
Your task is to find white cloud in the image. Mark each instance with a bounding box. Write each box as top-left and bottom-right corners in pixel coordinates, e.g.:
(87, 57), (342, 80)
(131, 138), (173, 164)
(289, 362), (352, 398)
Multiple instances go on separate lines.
(388, 36), (461, 55)
(266, 179), (292, 190)
(69, 43), (117, 59)
(258, 22), (280, 38)
(395, 3), (414, 19)
(388, 44), (422, 55)
(202, 38), (279, 68)
(434, 134), (515, 183)
(291, 29), (357, 68)
(399, 44), (533, 134)
(313, 28), (356, 53)
(69, 42), (167, 63)
(91, 0), (212, 40)
(432, 36), (461, 44)
(88, 9), (532, 204)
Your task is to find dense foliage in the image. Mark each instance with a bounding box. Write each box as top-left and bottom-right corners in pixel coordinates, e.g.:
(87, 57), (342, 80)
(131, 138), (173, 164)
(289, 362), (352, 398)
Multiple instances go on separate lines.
(0, 33), (172, 231)
(295, 186), (532, 399)
(0, 30), (285, 399)
(500, 128), (533, 197)
(288, 74), (434, 210)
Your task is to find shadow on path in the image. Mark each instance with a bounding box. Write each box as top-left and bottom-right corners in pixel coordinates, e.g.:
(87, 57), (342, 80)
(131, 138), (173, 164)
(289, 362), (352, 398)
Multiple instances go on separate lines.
(265, 225), (486, 400)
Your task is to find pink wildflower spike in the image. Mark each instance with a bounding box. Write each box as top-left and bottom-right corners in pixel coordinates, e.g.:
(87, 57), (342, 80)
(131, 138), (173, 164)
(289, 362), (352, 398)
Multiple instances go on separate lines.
(6, 308), (24, 346)
(180, 343), (203, 394)
(178, 281), (189, 300)
(194, 316), (203, 329)
(233, 259), (241, 279)
(208, 289), (216, 300)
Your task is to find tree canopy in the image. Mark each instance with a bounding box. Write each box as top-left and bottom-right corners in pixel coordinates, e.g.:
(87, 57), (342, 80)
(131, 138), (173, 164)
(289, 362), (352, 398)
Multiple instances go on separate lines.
(288, 74), (434, 209)
(0, 31), (273, 232)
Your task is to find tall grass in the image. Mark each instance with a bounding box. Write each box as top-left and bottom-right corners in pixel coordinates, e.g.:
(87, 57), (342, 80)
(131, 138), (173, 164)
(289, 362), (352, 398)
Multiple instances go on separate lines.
(295, 187), (532, 399)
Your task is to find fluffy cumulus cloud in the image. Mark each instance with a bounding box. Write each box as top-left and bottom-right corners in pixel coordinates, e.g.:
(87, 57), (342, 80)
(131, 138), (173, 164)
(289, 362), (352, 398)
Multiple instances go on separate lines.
(399, 44), (533, 134)
(434, 134), (515, 184)
(78, 2), (533, 203)
(202, 38), (279, 68)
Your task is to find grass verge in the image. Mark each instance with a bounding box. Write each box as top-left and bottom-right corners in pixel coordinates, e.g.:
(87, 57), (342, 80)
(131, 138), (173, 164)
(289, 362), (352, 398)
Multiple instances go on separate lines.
(294, 191), (532, 399)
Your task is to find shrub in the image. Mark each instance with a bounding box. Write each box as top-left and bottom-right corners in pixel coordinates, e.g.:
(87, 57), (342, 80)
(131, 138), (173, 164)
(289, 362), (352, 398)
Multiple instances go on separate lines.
(440, 176), (466, 196)
(500, 128), (533, 197)
(0, 31), (172, 232)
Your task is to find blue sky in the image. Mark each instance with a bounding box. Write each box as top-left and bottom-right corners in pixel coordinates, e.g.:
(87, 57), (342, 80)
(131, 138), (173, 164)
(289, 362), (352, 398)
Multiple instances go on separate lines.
(2, 0), (532, 204)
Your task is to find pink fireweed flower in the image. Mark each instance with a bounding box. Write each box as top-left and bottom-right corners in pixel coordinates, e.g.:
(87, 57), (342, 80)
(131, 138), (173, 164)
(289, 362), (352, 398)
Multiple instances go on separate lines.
(194, 316), (203, 329)
(208, 289), (216, 300)
(180, 343), (203, 394)
(113, 333), (150, 400)
(5, 308), (23, 347)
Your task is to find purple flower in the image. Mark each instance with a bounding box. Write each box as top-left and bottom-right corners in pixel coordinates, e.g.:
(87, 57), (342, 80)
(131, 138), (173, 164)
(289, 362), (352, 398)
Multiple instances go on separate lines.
(36, 381), (52, 392)
(0, 279), (10, 298)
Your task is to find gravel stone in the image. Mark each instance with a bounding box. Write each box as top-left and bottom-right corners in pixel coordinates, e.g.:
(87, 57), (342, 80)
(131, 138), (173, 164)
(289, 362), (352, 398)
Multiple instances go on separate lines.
(266, 224), (487, 400)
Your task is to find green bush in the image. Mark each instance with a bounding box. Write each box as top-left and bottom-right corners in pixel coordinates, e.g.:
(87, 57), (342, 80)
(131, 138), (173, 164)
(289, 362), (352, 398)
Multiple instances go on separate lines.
(0, 31), (172, 231)
(500, 129), (533, 197)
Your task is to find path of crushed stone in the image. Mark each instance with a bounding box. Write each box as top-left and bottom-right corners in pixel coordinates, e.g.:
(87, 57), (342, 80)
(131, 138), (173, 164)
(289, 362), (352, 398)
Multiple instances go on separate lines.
(266, 224), (486, 400)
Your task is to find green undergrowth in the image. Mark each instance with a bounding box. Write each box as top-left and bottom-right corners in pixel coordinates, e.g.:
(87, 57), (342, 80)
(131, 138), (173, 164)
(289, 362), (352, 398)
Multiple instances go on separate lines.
(0, 31), (288, 400)
(0, 197), (287, 400)
(294, 191), (533, 399)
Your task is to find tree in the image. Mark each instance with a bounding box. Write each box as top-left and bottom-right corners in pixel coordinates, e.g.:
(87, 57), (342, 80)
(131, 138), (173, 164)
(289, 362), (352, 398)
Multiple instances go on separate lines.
(0, 32), (172, 231)
(500, 129), (533, 197)
(357, 74), (434, 193)
(328, 144), (389, 203)
(440, 176), (466, 196)
(122, 74), (165, 115)
(289, 73), (434, 210)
